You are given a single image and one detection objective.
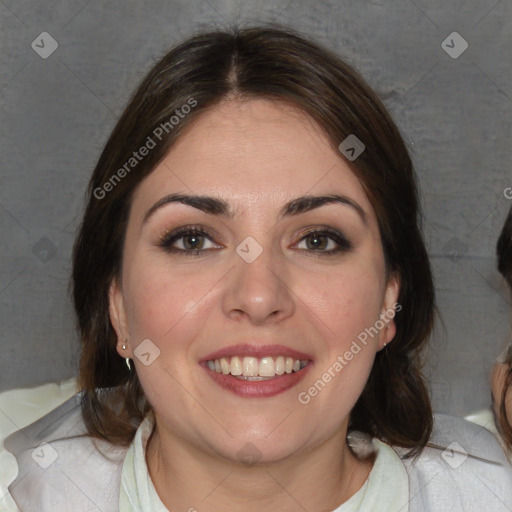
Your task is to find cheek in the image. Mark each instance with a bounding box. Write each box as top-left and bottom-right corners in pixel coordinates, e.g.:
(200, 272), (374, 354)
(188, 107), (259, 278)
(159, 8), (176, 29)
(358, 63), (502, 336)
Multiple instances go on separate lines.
(293, 260), (385, 413)
(123, 255), (217, 342)
(122, 259), (219, 407)
(297, 259), (386, 346)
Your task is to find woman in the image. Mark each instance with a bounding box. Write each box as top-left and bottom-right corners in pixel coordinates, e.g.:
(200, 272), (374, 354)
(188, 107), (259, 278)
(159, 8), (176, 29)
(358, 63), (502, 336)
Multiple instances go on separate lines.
(5, 25), (512, 511)
(492, 206), (512, 455)
(468, 206), (512, 459)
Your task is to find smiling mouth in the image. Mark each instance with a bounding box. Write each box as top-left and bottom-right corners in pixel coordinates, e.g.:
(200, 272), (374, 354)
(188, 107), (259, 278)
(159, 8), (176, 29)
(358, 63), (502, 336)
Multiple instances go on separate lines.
(206, 356), (310, 380)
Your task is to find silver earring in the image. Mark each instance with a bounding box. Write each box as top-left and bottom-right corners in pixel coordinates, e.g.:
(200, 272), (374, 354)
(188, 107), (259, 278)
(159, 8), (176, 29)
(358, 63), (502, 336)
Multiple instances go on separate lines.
(121, 339), (131, 370)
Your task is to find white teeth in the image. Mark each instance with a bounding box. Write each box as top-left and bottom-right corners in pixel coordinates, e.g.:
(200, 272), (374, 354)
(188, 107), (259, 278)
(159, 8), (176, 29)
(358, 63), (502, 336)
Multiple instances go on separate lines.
(275, 356), (285, 375)
(206, 355), (309, 378)
(242, 376), (271, 381)
(220, 357), (230, 374)
(243, 357), (259, 377)
(230, 356), (242, 376)
(259, 357), (275, 377)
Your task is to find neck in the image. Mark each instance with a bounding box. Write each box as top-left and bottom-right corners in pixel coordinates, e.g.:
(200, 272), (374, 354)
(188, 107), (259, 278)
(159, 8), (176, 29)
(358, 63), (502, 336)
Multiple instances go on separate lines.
(146, 419), (373, 512)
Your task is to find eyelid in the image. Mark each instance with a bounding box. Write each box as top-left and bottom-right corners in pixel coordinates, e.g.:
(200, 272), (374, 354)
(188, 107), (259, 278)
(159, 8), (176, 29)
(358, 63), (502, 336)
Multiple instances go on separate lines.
(158, 225), (223, 252)
(158, 224), (352, 255)
(292, 226), (353, 252)
(159, 224), (218, 240)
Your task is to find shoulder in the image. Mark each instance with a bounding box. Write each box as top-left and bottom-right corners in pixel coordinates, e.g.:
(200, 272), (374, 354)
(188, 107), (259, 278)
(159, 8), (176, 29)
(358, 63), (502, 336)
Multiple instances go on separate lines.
(4, 393), (128, 512)
(465, 407), (511, 457)
(396, 413), (512, 512)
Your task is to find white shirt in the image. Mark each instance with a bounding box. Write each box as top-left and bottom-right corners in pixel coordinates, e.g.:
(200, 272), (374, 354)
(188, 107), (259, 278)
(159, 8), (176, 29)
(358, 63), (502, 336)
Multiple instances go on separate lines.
(3, 387), (512, 511)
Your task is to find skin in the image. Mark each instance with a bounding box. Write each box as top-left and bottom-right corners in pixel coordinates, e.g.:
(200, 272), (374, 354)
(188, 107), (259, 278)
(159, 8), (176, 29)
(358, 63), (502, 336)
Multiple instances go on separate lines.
(109, 98), (400, 511)
(491, 362), (512, 437)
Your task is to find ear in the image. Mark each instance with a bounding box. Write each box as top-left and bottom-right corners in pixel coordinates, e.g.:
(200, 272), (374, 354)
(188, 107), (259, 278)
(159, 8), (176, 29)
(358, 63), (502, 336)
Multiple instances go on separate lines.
(109, 277), (132, 358)
(379, 272), (400, 349)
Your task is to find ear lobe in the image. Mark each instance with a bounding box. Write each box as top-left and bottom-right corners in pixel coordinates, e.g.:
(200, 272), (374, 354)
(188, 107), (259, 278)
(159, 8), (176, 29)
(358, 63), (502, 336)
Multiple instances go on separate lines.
(108, 278), (129, 357)
(381, 273), (401, 347)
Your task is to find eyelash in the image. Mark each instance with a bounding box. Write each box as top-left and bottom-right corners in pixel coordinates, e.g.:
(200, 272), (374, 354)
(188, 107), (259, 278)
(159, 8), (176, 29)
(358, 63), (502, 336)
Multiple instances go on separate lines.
(158, 225), (353, 257)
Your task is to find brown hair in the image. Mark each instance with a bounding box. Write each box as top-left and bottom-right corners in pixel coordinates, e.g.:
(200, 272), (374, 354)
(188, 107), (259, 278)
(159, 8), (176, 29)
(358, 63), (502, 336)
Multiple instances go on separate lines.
(497, 206), (512, 449)
(72, 24), (434, 455)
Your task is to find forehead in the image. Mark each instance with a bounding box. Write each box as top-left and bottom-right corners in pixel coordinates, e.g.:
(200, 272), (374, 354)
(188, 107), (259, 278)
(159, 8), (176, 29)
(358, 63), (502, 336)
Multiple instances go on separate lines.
(131, 98), (374, 220)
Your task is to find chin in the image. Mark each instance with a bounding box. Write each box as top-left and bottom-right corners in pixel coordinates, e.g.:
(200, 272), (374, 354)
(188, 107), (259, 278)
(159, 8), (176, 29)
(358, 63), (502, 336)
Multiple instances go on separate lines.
(213, 436), (307, 467)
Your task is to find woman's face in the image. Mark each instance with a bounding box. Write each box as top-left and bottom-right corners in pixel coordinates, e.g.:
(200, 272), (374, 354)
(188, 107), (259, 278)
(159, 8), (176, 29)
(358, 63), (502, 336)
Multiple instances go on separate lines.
(109, 98), (399, 463)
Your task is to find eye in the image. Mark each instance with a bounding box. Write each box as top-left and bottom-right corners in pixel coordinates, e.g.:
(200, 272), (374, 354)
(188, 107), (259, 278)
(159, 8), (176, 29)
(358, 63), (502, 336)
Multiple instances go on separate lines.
(158, 226), (222, 255)
(295, 228), (352, 254)
(158, 225), (351, 256)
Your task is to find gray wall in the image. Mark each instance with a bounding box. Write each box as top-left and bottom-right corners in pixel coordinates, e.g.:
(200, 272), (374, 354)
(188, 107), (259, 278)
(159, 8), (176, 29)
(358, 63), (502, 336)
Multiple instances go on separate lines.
(1, 0), (511, 417)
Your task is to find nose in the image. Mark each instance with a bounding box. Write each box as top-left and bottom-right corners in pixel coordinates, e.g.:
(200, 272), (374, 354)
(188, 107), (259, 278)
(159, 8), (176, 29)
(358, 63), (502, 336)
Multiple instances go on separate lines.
(221, 244), (296, 325)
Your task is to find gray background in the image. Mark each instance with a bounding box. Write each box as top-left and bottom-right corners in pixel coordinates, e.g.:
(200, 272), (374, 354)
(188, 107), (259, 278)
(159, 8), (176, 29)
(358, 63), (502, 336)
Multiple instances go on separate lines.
(0, 0), (511, 417)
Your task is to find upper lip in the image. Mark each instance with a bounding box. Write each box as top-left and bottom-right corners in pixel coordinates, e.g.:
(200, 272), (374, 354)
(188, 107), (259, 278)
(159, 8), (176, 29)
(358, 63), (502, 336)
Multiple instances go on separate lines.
(200, 344), (313, 363)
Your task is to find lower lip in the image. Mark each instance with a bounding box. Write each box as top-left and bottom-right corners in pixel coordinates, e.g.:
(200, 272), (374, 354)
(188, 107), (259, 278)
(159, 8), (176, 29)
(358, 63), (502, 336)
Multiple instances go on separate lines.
(202, 364), (312, 398)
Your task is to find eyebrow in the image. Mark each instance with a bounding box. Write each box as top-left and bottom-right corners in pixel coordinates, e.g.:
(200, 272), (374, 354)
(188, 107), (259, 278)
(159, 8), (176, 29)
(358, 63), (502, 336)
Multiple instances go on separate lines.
(143, 193), (367, 225)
